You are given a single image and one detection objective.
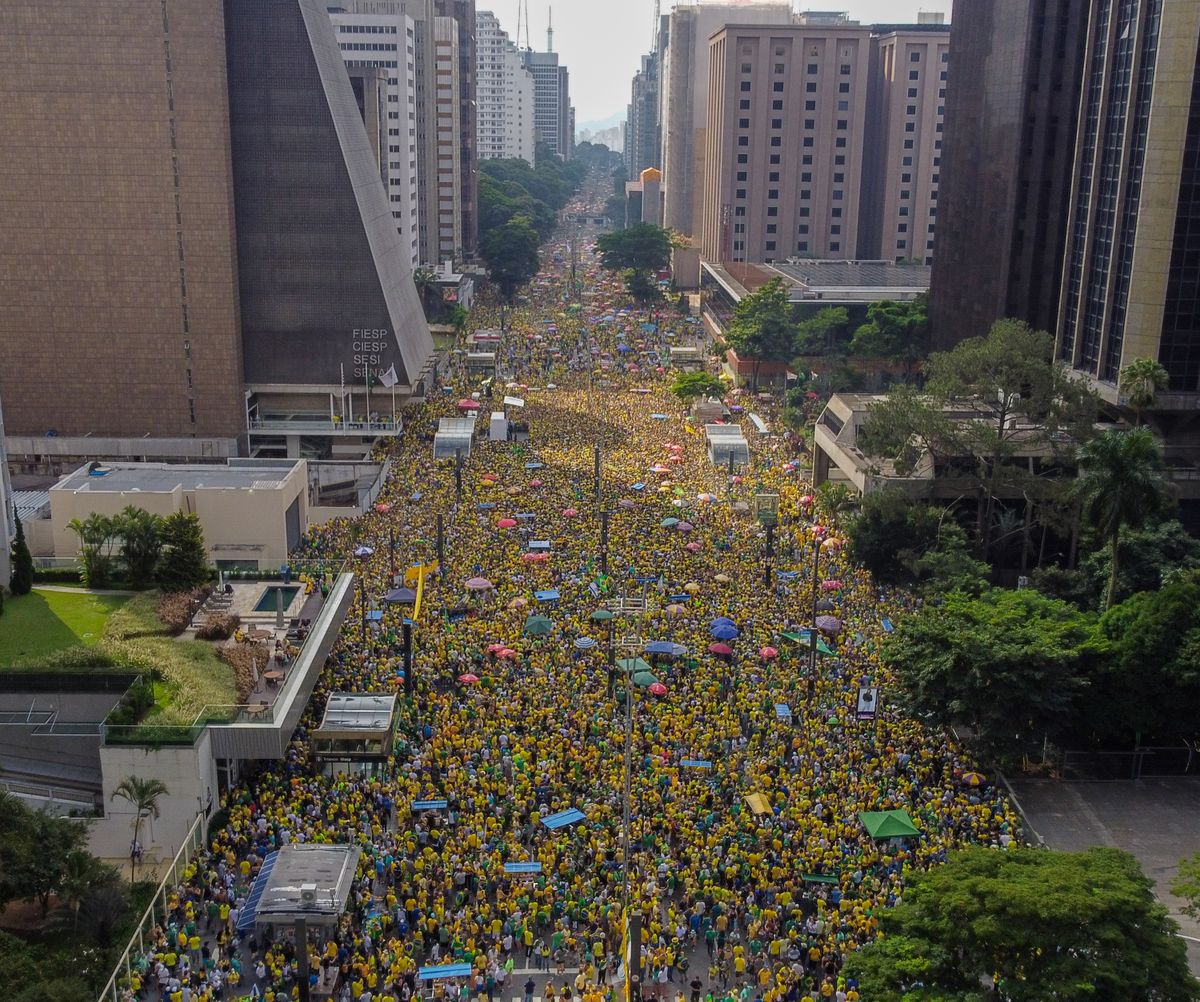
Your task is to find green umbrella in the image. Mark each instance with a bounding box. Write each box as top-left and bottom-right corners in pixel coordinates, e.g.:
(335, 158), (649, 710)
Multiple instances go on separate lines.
(524, 614), (554, 636)
(633, 671), (658, 687)
(591, 609), (615, 621)
(660, 517), (680, 528)
(617, 657), (651, 673)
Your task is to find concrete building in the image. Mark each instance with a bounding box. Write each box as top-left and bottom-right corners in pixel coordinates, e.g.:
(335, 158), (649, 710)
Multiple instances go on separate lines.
(431, 16), (465, 260)
(857, 19), (951, 264)
(0, 0), (434, 463)
(625, 52), (661, 177)
(1056, 2), (1200, 407)
(329, 8), (423, 269)
(476, 10), (536, 163)
(522, 49), (573, 158)
(659, 0), (793, 238)
(701, 16), (873, 264)
(626, 167), (665, 227)
(928, 0), (1089, 349)
(434, 0), (479, 258)
(48, 461), (310, 572)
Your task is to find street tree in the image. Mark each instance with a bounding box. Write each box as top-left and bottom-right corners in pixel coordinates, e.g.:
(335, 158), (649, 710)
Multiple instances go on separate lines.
(882, 587), (1101, 757)
(155, 512), (209, 591)
(11, 809), (91, 917)
(1119, 356), (1169, 426)
(1172, 852), (1200, 920)
(1075, 427), (1171, 609)
(669, 371), (725, 401)
(480, 216), (541, 304)
(859, 319), (1097, 557)
(595, 222), (674, 276)
(110, 775), (169, 880)
(723, 277), (796, 390)
(792, 306), (850, 357)
(845, 846), (1199, 1002)
(848, 294), (928, 377)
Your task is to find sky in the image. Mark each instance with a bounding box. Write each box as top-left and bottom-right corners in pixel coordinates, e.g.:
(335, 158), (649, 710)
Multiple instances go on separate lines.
(486, 0), (954, 126)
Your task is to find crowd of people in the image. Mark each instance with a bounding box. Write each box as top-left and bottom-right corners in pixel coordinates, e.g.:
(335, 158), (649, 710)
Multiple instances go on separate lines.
(124, 172), (1017, 1002)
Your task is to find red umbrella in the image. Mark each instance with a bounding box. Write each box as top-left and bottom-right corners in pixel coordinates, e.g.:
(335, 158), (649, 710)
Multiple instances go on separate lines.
(821, 579), (843, 591)
(497, 518), (518, 529)
(648, 682), (668, 696)
(457, 673), (481, 684)
(685, 541), (701, 552)
(562, 507), (579, 517)
(708, 642), (733, 655)
(457, 399), (481, 410)
(497, 648), (517, 659)
(486, 643), (506, 653)
(521, 552), (549, 562)
(374, 502), (391, 513)
(759, 646), (779, 659)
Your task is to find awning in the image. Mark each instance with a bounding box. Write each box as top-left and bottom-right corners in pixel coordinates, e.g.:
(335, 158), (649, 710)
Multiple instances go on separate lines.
(503, 862), (543, 874)
(541, 808), (585, 829)
(236, 850), (280, 931)
(419, 965), (473, 981)
(859, 810), (920, 839)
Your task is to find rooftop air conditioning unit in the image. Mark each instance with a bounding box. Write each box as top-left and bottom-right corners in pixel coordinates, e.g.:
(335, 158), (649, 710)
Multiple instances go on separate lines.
(299, 883), (318, 906)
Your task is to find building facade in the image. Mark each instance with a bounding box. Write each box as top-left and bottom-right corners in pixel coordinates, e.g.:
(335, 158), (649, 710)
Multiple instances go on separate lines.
(0, 0), (246, 442)
(431, 16), (464, 260)
(659, 0), (793, 238)
(1056, 0), (1200, 400)
(701, 17), (873, 264)
(0, 389), (11, 590)
(522, 49), (573, 158)
(329, 8), (422, 269)
(857, 22), (950, 264)
(433, 0), (478, 256)
(928, 0), (1089, 349)
(625, 52), (661, 177)
(476, 10), (536, 164)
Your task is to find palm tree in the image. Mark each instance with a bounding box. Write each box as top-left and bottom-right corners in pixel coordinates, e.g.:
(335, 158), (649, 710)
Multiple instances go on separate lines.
(1075, 428), (1170, 609)
(1119, 357), (1169, 427)
(110, 776), (169, 880)
(50, 851), (118, 932)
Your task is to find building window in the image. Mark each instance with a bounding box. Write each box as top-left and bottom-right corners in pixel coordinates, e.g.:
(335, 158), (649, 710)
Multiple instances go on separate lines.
(738, 136), (749, 146)
(899, 206), (909, 216)
(774, 63), (785, 73)
(897, 240), (907, 248)
(906, 104), (917, 115)
(908, 87), (917, 98)
(740, 99), (750, 109)
(799, 207), (810, 217)
(830, 224), (841, 235)
(839, 82), (849, 93)
(832, 190), (843, 200)
(798, 224), (809, 234)
(797, 241), (808, 251)
(833, 172), (844, 183)
(773, 81), (784, 92)
(772, 99), (783, 110)
(769, 154), (781, 164)
(910, 51), (921, 62)
(768, 189), (779, 199)
(806, 82), (816, 93)
(831, 207), (842, 218)
(905, 122), (915, 132)
(740, 81), (751, 91)
(766, 240), (776, 250)
(741, 63), (752, 72)
(769, 171), (780, 181)
(737, 154), (748, 163)
(837, 119), (848, 130)
(736, 188), (746, 199)
(771, 118), (782, 129)
(800, 189), (811, 200)
(739, 118), (750, 128)
(909, 70), (919, 80)
(805, 100), (816, 110)
(766, 224), (777, 233)
(904, 139), (914, 149)
(807, 63), (818, 73)
(803, 155), (814, 165)
(901, 172), (911, 183)
(767, 206), (778, 216)
(803, 137), (814, 147)
(838, 100), (849, 111)
(840, 63), (851, 74)
(898, 223), (908, 232)
(830, 241), (840, 251)
(736, 171), (747, 181)
(902, 155), (912, 166)
(834, 155), (845, 165)
(835, 137), (846, 148)
(801, 172), (812, 182)
(770, 136), (781, 147)
(804, 118), (815, 129)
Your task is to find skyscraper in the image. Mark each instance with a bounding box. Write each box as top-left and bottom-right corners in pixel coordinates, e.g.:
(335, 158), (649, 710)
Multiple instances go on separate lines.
(433, 0), (478, 257)
(1056, 1), (1200, 400)
(700, 16), (873, 263)
(0, 0), (433, 459)
(522, 49), (573, 158)
(928, 0), (1089, 349)
(476, 10), (537, 164)
(659, 0), (793, 238)
(625, 52), (661, 177)
(857, 20), (951, 264)
(329, 7), (423, 269)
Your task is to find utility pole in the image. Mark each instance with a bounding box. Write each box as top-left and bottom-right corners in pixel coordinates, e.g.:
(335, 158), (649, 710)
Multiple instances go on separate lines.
(594, 444), (602, 501)
(436, 514), (445, 579)
(600, 509), (610, 574)
(402, 619), (414, 701)
(454, 450), (464, 506)
(763, 522), (774, 590)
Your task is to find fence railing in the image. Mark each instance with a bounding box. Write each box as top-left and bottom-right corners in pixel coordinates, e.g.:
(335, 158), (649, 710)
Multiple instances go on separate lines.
(96, 810), (208, 1002)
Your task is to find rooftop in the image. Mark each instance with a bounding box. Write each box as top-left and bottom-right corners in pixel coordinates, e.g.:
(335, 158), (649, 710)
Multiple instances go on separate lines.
(765, 260), (931, 293)
(53, 461), (303, 495)
(316, 692), (397, 733)
(254, 844), (361, 925)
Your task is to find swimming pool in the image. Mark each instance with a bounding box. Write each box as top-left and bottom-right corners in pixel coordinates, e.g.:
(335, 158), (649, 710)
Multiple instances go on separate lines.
(253, 585), (300, 613)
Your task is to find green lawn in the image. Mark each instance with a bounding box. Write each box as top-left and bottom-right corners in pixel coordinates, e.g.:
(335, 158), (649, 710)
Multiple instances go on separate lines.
(0, 588), (129, 665)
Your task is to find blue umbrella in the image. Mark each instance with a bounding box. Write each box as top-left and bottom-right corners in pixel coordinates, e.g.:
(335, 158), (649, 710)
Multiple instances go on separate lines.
(574, 636), (597, 650)
(711, 624), (740, 641)
(710, 617), (737, 628)
(353, 545), (374, 557)
(644, 641), (677, 655)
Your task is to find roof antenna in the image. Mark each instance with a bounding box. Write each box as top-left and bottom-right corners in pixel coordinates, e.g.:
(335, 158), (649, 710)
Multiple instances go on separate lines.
(547, 6), (553, 52)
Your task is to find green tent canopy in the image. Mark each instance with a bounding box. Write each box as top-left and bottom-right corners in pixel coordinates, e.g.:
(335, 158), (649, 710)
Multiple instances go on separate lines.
(859, 810), (920, 839)
(591, 609), (615, 622)
(780, 631), (836, 656)
(617, 657), (651, 673)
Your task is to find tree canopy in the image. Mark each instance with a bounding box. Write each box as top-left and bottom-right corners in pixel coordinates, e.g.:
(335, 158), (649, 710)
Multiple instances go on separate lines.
(595, 222), (674, 276)
(156, 511), (209, 591)
(848, 294), (928, 374)
(859, 319), (1097, 556)
(480, 216), (541, 304)
(723, 277), (796, 388)
(845, 845), (1199, 1002)
(668, 371), (725, 401)
(883, 587), (1102, 757)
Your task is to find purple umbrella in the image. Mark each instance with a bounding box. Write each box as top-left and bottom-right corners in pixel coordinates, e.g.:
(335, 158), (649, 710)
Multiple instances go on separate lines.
(815, 615), (842, 635)
(465, 577), (494, 591)
(676, 521), (694, 532)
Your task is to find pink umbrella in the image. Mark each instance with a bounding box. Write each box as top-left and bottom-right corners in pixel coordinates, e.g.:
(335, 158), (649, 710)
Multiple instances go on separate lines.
(676, 522), (694, 532)
(497, 518), (518, 529)
(759, 646), (779, 659)
(458, 673), (481, 684)
(562, 507), (579, 517)
(374, 502), (391, 513)
(648, 682), (668, 696)
(821, 579), (843, 592)
(529, 478), (544, 488)
(521, 552), (549, 562)
(486, 643), (506, 653)
(708, 642), (733, 656)
(668, 455), (683, 463)
(685, 541), (701, 552)
(497, 648), (517, 659)
(664, 604), (686, 618)
(457, 399), (481, 410)
(668, 445), (684, 453)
